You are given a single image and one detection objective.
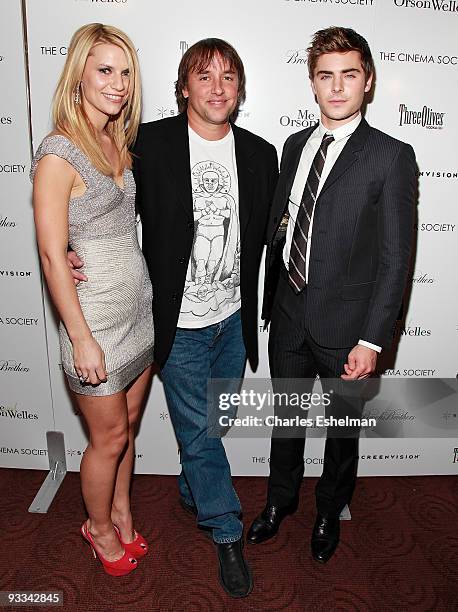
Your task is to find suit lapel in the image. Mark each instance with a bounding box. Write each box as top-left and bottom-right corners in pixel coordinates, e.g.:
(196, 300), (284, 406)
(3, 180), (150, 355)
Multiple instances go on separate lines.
(267, 124), (317, 243)
(280, 124), (318, 206)
(166, 113), (193, 221)
(233, 124), (255, 244)
(319, 117), (370, 197)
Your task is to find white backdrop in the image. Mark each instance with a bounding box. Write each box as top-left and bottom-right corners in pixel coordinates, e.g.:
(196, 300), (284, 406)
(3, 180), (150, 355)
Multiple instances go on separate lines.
(0, 0), (55, 470)
(1, 0), (457, 476)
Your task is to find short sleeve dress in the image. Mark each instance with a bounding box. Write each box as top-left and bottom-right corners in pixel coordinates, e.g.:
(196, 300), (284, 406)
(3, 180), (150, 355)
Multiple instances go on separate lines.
(31, 134), (154, 395)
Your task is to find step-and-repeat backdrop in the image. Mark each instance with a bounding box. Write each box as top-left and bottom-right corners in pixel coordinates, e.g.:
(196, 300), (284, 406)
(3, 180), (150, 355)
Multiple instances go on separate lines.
(1, 0), (457, 476)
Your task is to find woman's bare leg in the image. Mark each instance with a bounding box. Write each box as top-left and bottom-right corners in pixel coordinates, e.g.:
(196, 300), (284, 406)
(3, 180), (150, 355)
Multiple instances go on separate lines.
(110, 366), (153, 543)
(75, 390), (129, 561)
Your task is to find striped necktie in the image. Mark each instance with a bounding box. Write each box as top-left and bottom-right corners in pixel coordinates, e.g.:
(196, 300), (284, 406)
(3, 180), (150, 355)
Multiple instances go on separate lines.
(288, 133), (334, 293)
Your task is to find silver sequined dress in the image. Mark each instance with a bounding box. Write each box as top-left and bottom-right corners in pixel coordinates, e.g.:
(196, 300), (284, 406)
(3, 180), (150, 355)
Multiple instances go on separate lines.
(31, 135), (154, 395)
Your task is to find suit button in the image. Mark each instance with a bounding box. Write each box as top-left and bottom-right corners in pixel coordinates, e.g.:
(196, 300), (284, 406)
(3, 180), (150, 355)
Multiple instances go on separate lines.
(178, 257), (185, 264)
(172, 293), (178, 302)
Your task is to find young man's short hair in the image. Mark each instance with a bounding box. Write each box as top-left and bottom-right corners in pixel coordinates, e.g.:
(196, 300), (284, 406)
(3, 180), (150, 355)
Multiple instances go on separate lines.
(307, 26), (375, 80)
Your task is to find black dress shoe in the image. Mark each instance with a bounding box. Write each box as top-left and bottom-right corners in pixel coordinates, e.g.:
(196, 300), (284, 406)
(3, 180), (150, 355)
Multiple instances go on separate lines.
(216, 538), (253, 598)
(311, 514), (340, 563)
(246, 504), (295, 545)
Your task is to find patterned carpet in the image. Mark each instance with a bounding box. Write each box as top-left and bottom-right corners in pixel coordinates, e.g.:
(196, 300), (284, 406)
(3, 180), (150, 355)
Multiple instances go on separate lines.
(1, 469), (457, 611)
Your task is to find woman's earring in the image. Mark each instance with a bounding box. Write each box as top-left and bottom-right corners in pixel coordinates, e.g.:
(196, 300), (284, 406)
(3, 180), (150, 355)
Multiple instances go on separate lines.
(74, 83), (81, 105)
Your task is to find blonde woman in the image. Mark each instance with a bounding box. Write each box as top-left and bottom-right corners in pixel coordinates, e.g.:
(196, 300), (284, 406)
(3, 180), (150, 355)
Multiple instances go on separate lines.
(31, 23), (153, 576)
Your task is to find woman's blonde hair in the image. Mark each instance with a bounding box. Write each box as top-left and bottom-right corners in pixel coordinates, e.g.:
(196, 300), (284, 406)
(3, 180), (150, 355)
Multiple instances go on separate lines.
(52, 23), (141, 175)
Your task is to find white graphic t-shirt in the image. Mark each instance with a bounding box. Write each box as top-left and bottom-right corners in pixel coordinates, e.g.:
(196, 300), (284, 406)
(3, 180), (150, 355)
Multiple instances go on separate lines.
(178, 126), (241, 328)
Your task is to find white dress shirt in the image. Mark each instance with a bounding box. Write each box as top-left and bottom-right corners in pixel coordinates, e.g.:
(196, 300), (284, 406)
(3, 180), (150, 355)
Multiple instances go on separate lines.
(283, 113), (381, 353)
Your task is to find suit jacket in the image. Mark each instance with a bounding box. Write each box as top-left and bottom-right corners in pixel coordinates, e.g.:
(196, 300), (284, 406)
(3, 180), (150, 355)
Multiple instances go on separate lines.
(263, 118), (417, 350)
(133, 113), (278, 369)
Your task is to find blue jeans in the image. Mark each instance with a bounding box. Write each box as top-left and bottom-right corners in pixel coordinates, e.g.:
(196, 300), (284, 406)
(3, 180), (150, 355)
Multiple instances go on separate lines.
(161, 309), (246, 544)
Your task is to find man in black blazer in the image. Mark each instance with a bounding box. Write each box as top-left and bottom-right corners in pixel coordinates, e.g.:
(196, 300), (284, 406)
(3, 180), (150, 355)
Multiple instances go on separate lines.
(247, 27), (416, 563)
(133, 39), (277, 597)
(69, 37), (276, 598)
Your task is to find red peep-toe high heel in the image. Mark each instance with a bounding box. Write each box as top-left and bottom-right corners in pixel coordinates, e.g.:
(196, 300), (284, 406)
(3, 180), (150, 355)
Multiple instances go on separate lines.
(80, 521), (138, 576)
(113, 524), (148, 558)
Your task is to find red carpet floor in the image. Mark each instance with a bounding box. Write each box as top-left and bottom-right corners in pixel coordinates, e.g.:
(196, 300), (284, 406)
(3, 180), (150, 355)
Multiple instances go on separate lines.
(1, 469), (457, 611)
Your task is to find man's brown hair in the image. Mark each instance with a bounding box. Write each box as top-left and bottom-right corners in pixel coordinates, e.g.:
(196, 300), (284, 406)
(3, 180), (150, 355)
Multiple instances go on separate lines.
(175, 38), (246, 122)
(307, 26), (374, 80)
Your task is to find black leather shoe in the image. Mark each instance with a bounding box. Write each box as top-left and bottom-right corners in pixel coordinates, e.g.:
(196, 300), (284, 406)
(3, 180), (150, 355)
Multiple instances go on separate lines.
(246, 504), (295, 545)
(216, 538), (253, 598)
(311, 514), (340, 563)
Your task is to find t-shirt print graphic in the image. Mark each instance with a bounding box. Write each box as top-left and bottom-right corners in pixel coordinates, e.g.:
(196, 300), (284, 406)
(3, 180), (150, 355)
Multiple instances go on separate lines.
(181, 160), (240, 318)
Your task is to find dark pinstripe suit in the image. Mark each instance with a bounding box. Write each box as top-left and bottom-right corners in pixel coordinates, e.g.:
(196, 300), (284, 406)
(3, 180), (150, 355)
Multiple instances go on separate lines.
(263, 118), (417, 515)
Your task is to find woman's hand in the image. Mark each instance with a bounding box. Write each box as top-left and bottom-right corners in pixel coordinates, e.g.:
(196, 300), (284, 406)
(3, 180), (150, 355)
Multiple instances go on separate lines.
(73, 336), (107, 385)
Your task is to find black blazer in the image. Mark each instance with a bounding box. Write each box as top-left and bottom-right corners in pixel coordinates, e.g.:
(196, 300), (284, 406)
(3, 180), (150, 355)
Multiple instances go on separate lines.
(133, 113), (278, 369)
(263, 118), (417, 350)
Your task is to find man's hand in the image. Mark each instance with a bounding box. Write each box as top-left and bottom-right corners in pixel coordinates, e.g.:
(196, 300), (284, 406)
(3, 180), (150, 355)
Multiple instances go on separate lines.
(67, 250), (87, 285)
(341, 345), (377, 380)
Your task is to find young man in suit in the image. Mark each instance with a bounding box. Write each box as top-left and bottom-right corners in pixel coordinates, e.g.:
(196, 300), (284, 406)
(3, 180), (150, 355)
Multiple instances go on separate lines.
(132, 40), (278, 597)
(247, 27), (416, 563)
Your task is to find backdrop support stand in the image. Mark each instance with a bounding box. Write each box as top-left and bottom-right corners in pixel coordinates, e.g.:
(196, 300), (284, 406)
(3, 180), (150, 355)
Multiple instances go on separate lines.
(28, 431), (66, 514)
(340, 505), (351, 520)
